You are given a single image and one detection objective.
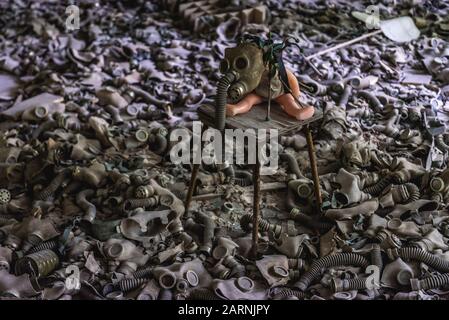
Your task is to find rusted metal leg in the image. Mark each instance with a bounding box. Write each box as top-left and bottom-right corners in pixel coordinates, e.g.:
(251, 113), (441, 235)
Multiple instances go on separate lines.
(185, 123), (204, 214)
(305, 125), (322, 213)
(251, 157), (261, 259)
(185, 163), (200, 214)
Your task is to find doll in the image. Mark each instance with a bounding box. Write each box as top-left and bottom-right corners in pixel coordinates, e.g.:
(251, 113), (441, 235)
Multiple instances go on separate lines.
(214, 35), (314, 131)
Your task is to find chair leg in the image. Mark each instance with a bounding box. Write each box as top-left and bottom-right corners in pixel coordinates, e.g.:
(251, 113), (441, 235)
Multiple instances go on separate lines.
(185, 163), (200, 214)
(305, 125), (322, 213)
(251, 157), (261, 259)
(185, 123), (204, 214)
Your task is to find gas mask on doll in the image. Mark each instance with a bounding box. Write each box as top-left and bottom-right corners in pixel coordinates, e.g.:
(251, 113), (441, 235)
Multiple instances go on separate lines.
(215, 42), (266, 131)
(220, 43), (265, 103)
(214, 35), (315, 131)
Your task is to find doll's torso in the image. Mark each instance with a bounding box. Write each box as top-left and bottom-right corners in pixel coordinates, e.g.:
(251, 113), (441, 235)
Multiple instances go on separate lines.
(254, 68), (284, 99)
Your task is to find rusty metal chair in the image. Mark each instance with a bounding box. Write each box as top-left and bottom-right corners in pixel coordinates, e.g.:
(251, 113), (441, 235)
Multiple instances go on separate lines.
(184, 101), (323, 258)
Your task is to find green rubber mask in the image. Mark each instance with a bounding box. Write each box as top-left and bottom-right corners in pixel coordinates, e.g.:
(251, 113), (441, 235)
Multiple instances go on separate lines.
(219, 42), (265, 103)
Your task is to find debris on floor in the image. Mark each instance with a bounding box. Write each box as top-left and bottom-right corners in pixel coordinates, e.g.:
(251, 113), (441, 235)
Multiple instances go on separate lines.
(1, 0), (449, 300)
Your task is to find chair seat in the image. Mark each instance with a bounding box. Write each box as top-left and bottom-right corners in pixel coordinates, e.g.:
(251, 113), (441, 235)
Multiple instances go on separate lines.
(197, 102), (323, 135)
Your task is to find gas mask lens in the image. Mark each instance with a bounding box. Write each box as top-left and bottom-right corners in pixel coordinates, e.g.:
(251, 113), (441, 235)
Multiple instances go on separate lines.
(234, 56), (249, 70)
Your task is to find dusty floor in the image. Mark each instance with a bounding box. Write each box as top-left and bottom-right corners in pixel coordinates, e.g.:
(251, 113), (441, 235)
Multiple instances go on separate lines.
(1, 0), (449, 300)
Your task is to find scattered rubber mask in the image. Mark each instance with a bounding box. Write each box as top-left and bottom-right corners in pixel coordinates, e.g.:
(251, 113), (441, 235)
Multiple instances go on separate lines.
(212, 245), (230, 260)
(430, 177), (445, 193)
(185, 270), (199, 287)
(235, 276), (254, 292)
(0, 189), (11, 205)
(176, 279), (189, 292)
(135, 129), (150, 142)
(126, 105), (140, 117)
(34, 105), (49, 119)
(158, 270), (177, 289)
(222, 202), (234, 213)
(270, 265), (289, 278)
